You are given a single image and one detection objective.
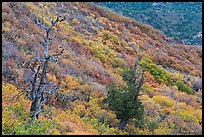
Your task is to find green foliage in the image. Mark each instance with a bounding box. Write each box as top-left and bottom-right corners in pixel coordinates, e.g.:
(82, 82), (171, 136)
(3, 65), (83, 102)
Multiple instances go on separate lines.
(139, 57), (173, 86)
(121, 69), (133, 84)
(103, 31), (121, 44)
(175, 80), (194, 95)
(19, 45), (29, 52)
(14, 120), (53, 135)
(105, 82), (144, 128)
(8, 104), (27, 121)
(148, 121), (158, 131)
(89, 118), (115, 135)
(92, 44), (126, 70)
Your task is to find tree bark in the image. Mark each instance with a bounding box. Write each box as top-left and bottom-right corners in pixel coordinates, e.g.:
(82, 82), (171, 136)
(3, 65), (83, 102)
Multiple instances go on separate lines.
(30, 57), (48, 119)
(130, 57), (138, 85)
(118, 118), (128, 130)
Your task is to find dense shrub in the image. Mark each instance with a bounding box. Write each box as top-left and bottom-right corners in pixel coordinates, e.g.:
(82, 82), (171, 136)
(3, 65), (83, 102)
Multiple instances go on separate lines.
(139, 57), (173, 86)
(175, 80), (194, 95)
(14, 120), (53, 135)
(148, 121), (158, 131)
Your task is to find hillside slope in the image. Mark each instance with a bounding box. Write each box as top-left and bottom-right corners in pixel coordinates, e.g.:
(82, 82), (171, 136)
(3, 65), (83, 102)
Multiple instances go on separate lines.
(95, 2), (202, 47)
(2, 2), (202, 135)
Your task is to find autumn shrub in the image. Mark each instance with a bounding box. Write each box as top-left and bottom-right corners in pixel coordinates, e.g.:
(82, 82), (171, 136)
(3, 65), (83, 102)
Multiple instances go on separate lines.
(92, 44), (126, 70)
(153, 95), (175, 108)
(103, 31), (121, 45)
(175, 80), (194, 95)
(141, 83), (154, 97)
(177, 109), (199, 123)
(88, 118), (117, 135)
(72, 18), (80, 25)
(2, 83), (54, 135)
(81, 98), (125, 135)
(139, 57), (173, 86)
(2, 110), (22, 135)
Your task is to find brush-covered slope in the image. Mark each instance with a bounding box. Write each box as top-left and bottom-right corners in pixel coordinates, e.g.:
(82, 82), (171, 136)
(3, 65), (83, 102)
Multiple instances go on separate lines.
(2, 2), (202, 135)
(95, 2), (202, 47)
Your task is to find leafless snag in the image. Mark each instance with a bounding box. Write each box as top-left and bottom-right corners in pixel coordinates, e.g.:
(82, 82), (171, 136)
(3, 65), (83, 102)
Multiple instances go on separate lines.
(129, 55), (145, 90)
(131, 55), (141, 85)
(20, 14), (66, 120)
(129, 55), (145, 102)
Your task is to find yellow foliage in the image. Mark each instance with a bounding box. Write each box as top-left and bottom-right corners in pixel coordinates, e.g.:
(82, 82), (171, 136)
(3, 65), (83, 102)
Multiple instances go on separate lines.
(2, 2), (202, 135)
(2, 21), (11, 32)
(177, 109), (198, 123)
(73, 104), (87, 116)
(50, 128), (61, 135)
(2, 83), (32, 134)
(78, 84), (93, 94)
(73, 6), (78, 11)
(171, 72), (184, 81)
(61, 74), (80, 90)
(196, 109), (202, 124)
(142, 82), (154, 97)
(139, 94), (150, 103)
(153, 128), (171, 135)
(2, 83), (19, 106)
(153, 95), (175, 107)
(46, 73), (57, 83)
(72, 18), (80, 25)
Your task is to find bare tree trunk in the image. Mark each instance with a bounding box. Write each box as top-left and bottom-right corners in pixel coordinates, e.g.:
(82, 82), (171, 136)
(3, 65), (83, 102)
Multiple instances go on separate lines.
(118, 118), (128, 130)
(26, 15), (65, 120)
(130, 56), (139, 85)
(131, 55), (142, 84)
(30, 59), (48, 119)
(136, 68), (145, 92)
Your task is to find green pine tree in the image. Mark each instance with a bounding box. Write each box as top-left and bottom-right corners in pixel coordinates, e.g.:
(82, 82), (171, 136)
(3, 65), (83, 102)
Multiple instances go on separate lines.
(105, 56), (144, 130)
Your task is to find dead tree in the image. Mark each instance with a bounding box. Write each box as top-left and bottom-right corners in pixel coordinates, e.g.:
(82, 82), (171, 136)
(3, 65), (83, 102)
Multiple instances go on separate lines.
(130, 55), (146, 106)
(129, 55), (145, 93)
(22, 15), (65, 120)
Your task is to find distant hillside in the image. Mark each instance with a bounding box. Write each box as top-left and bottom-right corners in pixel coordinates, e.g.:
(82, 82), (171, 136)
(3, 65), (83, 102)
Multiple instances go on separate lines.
(2, 2), (202, 135)
(95, 2), (202, 47)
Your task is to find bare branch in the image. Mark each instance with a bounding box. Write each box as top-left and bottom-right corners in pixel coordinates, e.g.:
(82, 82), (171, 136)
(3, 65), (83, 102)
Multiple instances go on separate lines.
(24, 88), (33, 101)
(46, 68), (53, 74)
(48, 49), (64, 59)
(21, 61), (31, 67)
(26, 94), (33, 101)
(31, 57), (46, 62)
(30, 81), (34, 86)
(34, 17), (48, 30)
(47, 14), (54, 24)
(29, 66), (36, 72)
(50, 55), (58, 62)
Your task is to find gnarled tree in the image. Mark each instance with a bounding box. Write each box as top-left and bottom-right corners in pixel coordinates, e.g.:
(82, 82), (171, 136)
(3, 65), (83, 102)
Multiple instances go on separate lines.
(21, 14), (65, 120)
